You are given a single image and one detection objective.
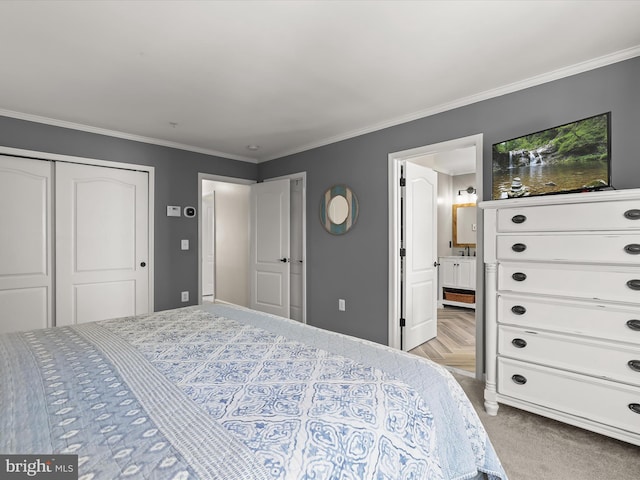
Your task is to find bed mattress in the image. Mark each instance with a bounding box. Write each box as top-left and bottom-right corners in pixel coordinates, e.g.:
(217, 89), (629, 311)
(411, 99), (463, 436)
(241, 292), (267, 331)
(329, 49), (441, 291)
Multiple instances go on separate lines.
(0, 303), (507, 479)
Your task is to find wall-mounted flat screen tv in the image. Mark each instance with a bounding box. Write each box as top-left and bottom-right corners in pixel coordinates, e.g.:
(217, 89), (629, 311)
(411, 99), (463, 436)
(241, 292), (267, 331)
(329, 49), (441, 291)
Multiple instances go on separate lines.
(491, 112), (611, 200)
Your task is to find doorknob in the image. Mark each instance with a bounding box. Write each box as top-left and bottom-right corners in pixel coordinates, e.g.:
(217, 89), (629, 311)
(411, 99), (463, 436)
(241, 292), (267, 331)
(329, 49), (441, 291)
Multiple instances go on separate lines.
(140, 262), (146, 267)
(279, 258), (289, 263)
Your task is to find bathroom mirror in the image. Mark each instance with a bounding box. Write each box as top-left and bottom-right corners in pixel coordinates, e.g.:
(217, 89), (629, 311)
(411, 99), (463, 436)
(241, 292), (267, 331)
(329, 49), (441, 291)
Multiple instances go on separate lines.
(320, 185), (358, 235)
(453, 203), (477, 247)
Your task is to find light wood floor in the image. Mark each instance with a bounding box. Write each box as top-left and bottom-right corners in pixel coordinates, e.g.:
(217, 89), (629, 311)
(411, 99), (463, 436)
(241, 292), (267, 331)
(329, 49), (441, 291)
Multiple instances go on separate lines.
(409, 306), (476, 373)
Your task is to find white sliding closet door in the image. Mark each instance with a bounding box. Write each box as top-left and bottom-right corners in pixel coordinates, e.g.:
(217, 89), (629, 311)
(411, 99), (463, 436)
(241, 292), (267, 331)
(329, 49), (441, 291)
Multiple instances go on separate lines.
(56, 162), (149, 325)
(0, 156), (52, 334)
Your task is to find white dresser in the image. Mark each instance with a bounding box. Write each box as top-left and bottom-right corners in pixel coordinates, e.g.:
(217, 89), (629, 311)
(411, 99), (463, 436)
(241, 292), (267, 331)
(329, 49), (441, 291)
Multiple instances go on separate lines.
(480, 189), (640, 446)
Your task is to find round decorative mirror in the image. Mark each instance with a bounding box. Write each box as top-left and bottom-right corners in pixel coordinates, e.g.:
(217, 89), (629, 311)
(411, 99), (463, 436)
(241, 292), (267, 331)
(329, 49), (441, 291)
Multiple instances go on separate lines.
(328, 195), (349, 224)
(320, 185), (358, 234)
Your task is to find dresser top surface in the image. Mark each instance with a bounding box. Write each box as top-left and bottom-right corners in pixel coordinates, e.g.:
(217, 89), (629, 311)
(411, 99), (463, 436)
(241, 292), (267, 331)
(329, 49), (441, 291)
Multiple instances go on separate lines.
(479, 187), (640, 210)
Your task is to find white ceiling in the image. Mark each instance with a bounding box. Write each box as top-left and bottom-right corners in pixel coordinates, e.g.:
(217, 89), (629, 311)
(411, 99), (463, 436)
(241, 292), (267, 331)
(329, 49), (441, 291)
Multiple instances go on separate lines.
(1, 0), (639, 163)
(426, 147), (478, 177)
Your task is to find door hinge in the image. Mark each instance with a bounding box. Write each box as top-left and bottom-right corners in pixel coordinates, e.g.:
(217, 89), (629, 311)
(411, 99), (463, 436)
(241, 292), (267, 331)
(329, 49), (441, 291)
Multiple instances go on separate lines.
(400, 318), (406, 327)
(400, 177), (406, 187)
(400, 248), (406, 257)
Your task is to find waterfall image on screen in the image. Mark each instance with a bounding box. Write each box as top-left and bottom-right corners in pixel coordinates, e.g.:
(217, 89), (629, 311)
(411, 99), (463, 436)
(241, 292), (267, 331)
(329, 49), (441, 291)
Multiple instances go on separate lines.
(491, 112), (611, 200)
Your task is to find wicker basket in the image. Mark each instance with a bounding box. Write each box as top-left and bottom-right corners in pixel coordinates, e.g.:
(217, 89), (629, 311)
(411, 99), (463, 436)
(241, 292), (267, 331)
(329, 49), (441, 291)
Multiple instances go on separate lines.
(444, 291), (475, 303)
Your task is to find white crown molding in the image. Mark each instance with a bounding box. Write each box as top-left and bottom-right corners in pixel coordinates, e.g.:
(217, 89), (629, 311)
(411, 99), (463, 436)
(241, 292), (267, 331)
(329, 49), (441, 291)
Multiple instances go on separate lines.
(1, 45), (638, 165)
(259, 45), (640, 162)
(0, 108), (258, 164)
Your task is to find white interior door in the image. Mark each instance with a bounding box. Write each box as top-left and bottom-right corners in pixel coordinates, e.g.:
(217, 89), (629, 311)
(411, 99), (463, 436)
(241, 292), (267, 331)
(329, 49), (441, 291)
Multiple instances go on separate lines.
(250, 179), (290, 317)
(56, 162), (149, 325)
(0, 156), (52, 334)
(202, 192), (215, 297)
(403, 161), (438, 351)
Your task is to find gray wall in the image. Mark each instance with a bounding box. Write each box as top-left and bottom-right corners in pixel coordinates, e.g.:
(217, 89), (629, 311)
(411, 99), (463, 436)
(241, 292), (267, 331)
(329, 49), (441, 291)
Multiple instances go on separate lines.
(2, 57), (638, 343)
(0, 116), (258, 311)
(259, 56), (640, 345)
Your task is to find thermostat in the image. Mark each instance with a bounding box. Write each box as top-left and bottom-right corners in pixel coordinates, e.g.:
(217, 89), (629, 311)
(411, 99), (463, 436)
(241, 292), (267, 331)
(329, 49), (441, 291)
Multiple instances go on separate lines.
(184, 206), (196, 218)
(167, 205), (181, 217)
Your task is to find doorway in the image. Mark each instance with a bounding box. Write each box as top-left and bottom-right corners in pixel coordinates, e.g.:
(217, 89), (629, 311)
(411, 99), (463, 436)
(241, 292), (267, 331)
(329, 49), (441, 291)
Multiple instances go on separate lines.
(388, 134), (484, 379)
(200, 177), (252, 306)
(198, 173), (307, 322)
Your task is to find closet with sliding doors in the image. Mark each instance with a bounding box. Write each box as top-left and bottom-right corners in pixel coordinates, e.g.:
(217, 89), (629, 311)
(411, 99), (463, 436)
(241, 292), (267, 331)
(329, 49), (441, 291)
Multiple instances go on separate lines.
(0, 154), (150, 335)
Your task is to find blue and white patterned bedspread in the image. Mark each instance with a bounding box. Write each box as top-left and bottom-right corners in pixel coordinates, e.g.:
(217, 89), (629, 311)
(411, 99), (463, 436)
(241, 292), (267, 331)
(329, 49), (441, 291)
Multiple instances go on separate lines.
(0, 304), (507, 480)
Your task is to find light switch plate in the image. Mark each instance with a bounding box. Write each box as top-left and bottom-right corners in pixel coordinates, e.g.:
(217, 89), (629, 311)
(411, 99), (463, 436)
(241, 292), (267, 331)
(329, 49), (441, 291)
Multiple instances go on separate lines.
(181, 239), (189, 250)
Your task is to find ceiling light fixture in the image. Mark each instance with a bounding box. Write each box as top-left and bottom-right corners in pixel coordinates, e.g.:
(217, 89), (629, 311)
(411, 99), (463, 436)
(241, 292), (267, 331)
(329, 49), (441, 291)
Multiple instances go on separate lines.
(246, 145), (260, 151)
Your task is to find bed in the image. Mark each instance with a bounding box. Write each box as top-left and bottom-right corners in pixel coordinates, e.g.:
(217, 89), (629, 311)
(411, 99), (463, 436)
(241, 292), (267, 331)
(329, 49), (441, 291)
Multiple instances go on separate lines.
(1, 303), (507, 479)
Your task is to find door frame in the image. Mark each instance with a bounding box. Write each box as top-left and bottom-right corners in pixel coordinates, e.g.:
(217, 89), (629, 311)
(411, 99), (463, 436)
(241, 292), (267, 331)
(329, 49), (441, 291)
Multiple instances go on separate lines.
(0, 145), (155, 314)
(197, 172), (307, 323)
(388, 134), (484, 378)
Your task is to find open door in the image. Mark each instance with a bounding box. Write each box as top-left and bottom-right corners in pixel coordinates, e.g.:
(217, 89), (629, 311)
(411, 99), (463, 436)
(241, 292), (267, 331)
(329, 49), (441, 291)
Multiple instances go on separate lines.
(249, 179), (290, 317)
(402, 161), (438, 350)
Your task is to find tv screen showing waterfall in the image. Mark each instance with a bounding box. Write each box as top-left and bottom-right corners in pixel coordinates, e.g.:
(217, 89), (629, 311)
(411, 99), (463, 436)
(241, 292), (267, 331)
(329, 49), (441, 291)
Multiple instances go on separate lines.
(491, 112), (611, 200)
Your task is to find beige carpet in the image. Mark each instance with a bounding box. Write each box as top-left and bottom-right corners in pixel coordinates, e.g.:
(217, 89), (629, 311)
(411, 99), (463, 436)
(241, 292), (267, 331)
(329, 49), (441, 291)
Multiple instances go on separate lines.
(452, 373), (640, 480)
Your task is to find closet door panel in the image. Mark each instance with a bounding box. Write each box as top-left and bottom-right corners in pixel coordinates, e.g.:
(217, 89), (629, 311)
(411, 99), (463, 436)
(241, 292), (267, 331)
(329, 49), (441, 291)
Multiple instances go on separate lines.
(0, 288), (48, 333)
(0, 156), (52, 333)
(74, 281), (136, 324)
(56, 162), (149, 325)
(75, 179), (136, 272)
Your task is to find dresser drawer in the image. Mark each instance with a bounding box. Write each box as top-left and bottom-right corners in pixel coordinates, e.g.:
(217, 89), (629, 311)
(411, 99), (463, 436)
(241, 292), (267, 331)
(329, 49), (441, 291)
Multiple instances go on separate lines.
(498, 326), (640, 386)
(497, 358), (640, 434)
(497, 294), (640, 345)
(496, 200), (640, 232)
(496, 233), (640, 264)
(499, 263), (640, 303)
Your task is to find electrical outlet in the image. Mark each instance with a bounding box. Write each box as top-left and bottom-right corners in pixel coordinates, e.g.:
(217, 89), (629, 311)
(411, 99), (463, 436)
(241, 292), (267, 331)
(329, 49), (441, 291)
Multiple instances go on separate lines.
(338, 299), (346, 311)
(181, 291), (189, 302)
